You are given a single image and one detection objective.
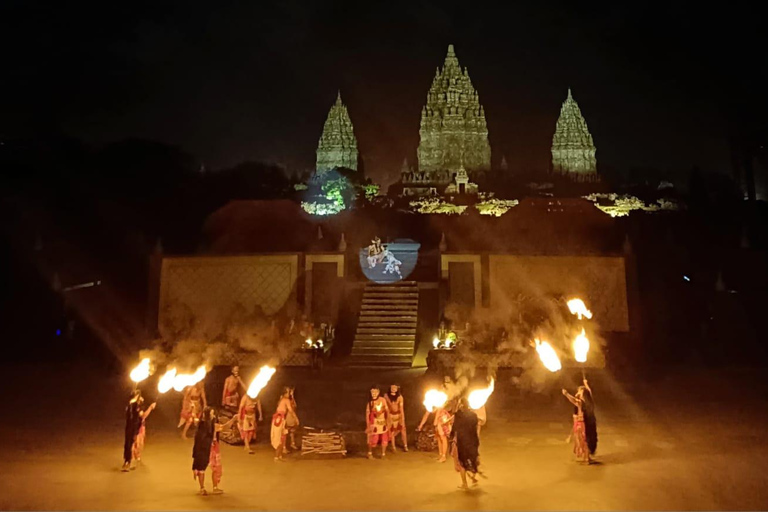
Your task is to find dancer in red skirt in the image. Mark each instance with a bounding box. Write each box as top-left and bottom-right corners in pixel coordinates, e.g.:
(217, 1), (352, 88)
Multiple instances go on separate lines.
(562, 378), (597, 464)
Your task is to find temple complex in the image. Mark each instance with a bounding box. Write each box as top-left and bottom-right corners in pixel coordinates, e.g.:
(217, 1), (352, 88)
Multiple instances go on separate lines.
(316, 91), (358, 173)
(403, 44), (491, 195)
(551, 88), (598, 182)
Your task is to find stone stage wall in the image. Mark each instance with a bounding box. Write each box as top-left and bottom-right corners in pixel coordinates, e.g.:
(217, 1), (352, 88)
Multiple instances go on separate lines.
(488, 255), (629, 332)
(158, 254), (299, 337)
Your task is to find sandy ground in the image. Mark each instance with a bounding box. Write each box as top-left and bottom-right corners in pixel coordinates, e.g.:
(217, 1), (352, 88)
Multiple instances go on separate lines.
(2, 362), (768, 510)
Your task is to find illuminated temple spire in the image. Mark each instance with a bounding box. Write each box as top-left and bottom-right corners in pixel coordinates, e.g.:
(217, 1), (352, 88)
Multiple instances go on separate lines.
(415, 44), (491, 180)
(551, 88), (598, 182)
(316, 91), (358, 173)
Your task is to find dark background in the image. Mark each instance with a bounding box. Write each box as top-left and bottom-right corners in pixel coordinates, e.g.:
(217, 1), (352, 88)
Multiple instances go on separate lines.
(2, 1), (766, 186)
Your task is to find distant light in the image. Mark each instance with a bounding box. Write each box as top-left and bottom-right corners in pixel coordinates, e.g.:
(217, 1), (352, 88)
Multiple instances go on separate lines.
(55, 329), (62, 336)
(683, 275), (691, 282)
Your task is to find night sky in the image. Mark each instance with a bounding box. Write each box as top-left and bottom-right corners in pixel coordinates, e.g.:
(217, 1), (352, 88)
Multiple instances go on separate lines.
(2, 1), (766, 186)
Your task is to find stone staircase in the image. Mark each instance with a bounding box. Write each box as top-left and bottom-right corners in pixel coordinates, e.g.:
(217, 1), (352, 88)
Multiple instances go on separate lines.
(349, 281), (418, 367)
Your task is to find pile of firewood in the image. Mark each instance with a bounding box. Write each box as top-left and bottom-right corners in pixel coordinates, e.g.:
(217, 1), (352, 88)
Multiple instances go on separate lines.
(301, 427), (346, 458)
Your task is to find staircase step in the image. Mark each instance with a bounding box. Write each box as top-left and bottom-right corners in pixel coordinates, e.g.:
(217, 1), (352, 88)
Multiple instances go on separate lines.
(351, 347), (415, 356)
(352, 341), (415, 349)
(359, 313), (417, 320)
(361, 304), (418, 311)
(357, 321), (417, 328)
(356, 328), (416, 335)
(362, 298), (419, 304)
(363, 293), (420, 299)
(355, 333), (415, 340)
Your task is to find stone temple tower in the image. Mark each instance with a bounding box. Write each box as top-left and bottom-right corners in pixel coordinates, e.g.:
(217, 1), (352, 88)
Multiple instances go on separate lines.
(316, 91), (358, 173)
(414, 44), (491, 184)
(551, 88), (598, 182)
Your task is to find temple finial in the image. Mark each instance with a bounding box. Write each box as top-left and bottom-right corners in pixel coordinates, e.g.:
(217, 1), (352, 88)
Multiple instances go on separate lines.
(567, 87), (572, 100)
(336, 90), (343, 105)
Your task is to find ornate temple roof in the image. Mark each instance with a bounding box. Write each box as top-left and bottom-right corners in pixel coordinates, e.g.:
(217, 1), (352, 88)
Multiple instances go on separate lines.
(414, 44), (491, 180)
(316, 91), (358, 173)
(551, 88), (598, 182)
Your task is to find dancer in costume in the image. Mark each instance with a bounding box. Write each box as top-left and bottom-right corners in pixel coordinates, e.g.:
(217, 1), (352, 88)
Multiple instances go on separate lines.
(366, 385), (390, 459)
(285, 386), (300, 452)
(434, 400), (454, 463)
(237, 393), (263, 454)
(451, 397), (481, 490)
(271, 387), (296, 461)
(562, 377), (597, 464)
(122, 390), (143, 472)
(192, 407), (236, 495)
(132, 395), (156, 465)
(221, 366), (246, 411)
(385, 384), (408, 452)
(179, 381), (207, 440)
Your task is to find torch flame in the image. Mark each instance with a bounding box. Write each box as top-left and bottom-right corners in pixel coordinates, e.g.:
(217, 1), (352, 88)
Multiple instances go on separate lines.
(432, 337), (440, 349)
(247, 365), (276, 398)
(535, 339), (562, 372)
(129, 358), (151, 383)
(468, 378), (495, 410)
(567, 298), (593, 320)
(573, 328), (590, 363)
(423, 389), (448, 412)
(158, 368), (177, 393)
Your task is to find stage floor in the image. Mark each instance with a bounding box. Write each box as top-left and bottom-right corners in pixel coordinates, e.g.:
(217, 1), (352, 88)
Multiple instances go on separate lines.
(2, 362), (767, 510)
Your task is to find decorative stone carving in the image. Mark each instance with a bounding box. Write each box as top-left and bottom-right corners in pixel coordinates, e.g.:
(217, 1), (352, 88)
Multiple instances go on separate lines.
(316, 91), (358, 173)
(412, 45), (491, 189)
(551, 88), (598, 182)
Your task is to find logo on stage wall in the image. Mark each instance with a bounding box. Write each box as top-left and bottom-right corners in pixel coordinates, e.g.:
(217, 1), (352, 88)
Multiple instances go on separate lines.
(359, 237), (420, 283)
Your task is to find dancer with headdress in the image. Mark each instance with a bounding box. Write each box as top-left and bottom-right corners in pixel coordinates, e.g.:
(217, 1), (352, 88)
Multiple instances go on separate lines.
(385, 384), (408, 452)
(562, 377), (597, 464)
(366, 385), (390, 459)
(192, 407), (236, 495)
(451, 397), (481, 490)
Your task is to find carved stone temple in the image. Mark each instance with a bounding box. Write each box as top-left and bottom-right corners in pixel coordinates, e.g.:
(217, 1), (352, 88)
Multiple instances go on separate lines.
(403, 44), (491, 195)
(316, 91), (359, 174)
(551, 88), (598, 182)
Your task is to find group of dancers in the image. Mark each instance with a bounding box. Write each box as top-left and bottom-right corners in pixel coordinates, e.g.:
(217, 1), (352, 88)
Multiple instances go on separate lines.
(122, 366), (300, 495)
(122, 366), (598, 495)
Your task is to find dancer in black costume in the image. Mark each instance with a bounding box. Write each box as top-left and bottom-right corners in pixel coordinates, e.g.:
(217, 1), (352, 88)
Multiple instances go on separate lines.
(450, 398), (481, 490)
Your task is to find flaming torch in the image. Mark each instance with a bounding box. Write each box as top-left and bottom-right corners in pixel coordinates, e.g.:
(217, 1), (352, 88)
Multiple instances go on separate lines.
(567, 298), (593, 320)
(468, 378), (495, 410)
(129, 358), (151, 389)
(247, 365), (277, 399)
(535, 339), (562, 372)
(172, 365), (207, 392)
(423, 389), (448, 412)
(573, 328), (590, 363)
(157, 368), (177, 394)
